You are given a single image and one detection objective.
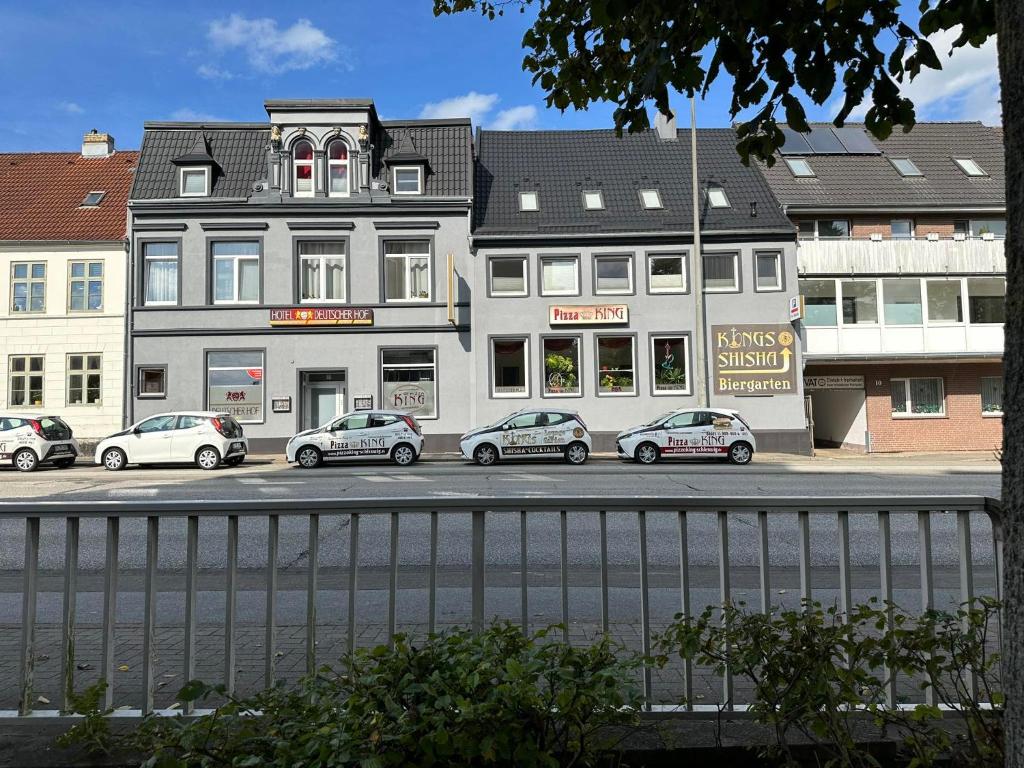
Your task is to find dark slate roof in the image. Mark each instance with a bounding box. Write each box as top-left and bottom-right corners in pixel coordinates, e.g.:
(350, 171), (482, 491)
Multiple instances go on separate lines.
(133, 125), (268, 200)
(172, 133), (216, 166)
(379, 120), (472, 196)
(473, 128), (792, 236)
(758, 122), (1005, 210)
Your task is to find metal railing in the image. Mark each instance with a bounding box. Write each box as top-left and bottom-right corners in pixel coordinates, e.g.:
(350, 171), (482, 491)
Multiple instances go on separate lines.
(0, 495), (1003, 719)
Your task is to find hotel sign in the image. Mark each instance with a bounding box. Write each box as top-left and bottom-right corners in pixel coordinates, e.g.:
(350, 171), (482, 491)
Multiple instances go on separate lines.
(548, 304), (629, 325)
(269, 307), (374, 326)
(712, 323), (798, 395)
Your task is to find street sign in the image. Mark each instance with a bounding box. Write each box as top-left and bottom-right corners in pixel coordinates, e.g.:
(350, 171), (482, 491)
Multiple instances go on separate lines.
(789, 295), (805, 321)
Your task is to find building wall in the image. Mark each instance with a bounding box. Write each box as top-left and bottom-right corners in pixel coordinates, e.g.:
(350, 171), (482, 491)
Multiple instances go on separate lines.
(0, 243), (126, 439)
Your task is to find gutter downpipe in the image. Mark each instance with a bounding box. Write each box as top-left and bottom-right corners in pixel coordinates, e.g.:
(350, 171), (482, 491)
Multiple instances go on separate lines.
(691, 97), (708, 407)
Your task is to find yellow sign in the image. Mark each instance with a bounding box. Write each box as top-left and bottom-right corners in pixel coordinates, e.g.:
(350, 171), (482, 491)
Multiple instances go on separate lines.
(712, 324), (798, 395)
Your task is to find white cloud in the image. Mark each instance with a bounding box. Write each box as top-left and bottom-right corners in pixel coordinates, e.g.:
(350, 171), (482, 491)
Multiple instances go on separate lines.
(197, 63), (234, 80)
(58, 101), (84, 114)
(490, 105), (538, 130)
(207, 14), (340, 74)
(419, 91), (538, 130)
(170, 107), (226, 122)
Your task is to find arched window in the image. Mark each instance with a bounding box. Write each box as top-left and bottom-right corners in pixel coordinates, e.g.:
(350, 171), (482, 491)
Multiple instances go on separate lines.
(293, 139), (314, 197)
(327, 140), (349, 195)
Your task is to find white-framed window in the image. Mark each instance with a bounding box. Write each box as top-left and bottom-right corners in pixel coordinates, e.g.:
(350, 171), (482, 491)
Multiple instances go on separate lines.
(754, 252), (782, 291)
(707, 185), (730, 208)
(702, 252), (739, 292)
(393, 166), (422, 195)
(491, 337), (529, 397)
(298, 241), (347, 303)
(882, 279), (923, 325)
(180, 167), (209, 197)
(596, 336), (636, 396)
(639, 189), (663, 209)
(651, 336), (690, 394)
(967, 277), (1005, 324)
(785, 158), (815, 177)
(489, 256), (528, 297)
(891, 377), (945, 418)
(11, 262), (46, 313)
(802, 279), (838, 326)
(647, 253), (686, 293)
(890, 157), (922, 177)
(8, 355), (44, 407)
(953, 158), (986, 176)
(293, 139), (314, 197)
(327, 140), (349, 196)
(797, 219), (851, 240)
(519, 191), (539, 211)
(381, 349), (437, 418)
(840, 280), (878, 325)
(925, 279), (963, 324)
(540, 255), (579, 296)
(212, 241), (260, 304)
(542, 336), (581, 397)
(137, 367), (167, 399)
(968, 219), (1007, 239)
(594, 254), (633, 294)
(981, 376), (1003, 416)
(67, 354), (101, 405)
(207, 350), (264, 423)
(383, 239), (431, 301)
(582, 190), (604, 210)
(69, 261), (103, 312)
(142, 242), (179, 306)
(891, 219), (914, 240)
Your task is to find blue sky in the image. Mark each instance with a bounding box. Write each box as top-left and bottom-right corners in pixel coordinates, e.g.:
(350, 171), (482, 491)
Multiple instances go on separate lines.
(0, 0), (1001, 153)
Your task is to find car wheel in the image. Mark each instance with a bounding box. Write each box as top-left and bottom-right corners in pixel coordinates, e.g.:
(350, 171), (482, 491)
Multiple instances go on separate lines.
(195, 446), (222, 471)
(54, 458), (76, 469)
(728, 441), (754, 465)
(224, 456), (244, 467)
(473, 444), (498, 466)
(102, 447), (127, 472)
(296, 445), (322, 469)
(565, 441), (589, 465)
(391, 443), (416, 467)
(635, 442), (660, 465)
(13, 448), (39, 473)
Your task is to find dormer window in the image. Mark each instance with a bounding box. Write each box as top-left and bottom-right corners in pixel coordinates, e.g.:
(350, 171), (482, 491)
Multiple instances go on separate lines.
(707, 185), (730, 208)
(293, 139), (314, 197)
(953, 158), (986, 177)
(328, 140), (349, 196)
(639, 189), (662, 209)
(519, 191), (539, 211)
(582, 190), (604, 210)
(393, 166), (422, 195)
(180, 167), (209, 197)
(81, 191), (106, 207)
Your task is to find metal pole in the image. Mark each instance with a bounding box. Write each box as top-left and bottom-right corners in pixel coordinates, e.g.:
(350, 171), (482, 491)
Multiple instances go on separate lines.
(690, 97), (707, 407)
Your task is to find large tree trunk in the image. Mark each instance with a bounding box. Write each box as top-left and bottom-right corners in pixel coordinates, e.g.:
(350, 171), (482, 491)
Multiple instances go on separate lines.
(998, 0), (1024, 764)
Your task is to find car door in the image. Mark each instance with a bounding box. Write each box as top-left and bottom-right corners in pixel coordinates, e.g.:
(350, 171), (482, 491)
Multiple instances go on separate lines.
(661, 411), (706, 458)
(365, 413), (401, 458)
(170, 415), (208, 462)
(129, 415), (178, 462)
(499, 412), (546, 459)
(0, 418), (17, 461)
(323, 413), (371, 461)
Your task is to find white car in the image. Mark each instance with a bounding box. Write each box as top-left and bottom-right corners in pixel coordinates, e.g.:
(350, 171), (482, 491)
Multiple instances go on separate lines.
(95, 411), (248, 471)
(286, 410), (424, 468)
(617, 408), (756, 465)
(460, 409), (592, 466)
(0, 413), (80, 472)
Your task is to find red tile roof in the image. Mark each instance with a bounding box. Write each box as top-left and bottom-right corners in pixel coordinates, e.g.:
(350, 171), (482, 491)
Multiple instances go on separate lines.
(0, 151), (138, 242)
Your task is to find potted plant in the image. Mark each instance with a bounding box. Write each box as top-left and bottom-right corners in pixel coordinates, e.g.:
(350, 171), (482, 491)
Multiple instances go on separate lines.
(545, 353), (578, 393)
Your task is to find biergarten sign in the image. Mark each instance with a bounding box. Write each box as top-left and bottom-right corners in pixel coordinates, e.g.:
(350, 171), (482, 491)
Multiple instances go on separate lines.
(548, 304), (629, 325)
(712, 323), (798, 395)
(269, 307), (374, 326)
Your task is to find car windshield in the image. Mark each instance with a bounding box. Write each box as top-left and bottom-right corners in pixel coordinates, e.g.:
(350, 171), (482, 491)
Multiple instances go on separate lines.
(646, 412), (675, 426)
(219, 416), (244, 438)
(39, 417), (72, 441)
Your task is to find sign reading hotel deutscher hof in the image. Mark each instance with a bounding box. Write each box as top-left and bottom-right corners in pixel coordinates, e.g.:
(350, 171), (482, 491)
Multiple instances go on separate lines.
(549, 304), (629, 325)
(712, 324), (798, 395)
(804, 375), (865, 391)
(269, 307), (374, 326)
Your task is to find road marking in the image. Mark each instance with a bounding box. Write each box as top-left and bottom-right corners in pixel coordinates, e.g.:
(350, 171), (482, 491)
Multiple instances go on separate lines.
(505, 474), (554, 482)
(357, 475), (431, 483)
(108, 488), (159, 497)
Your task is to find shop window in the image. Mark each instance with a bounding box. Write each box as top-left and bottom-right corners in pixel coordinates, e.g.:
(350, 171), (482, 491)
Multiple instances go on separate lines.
(212, 241), (260, 304)
(69, 261), (103, 311)
(299, 241), (347, 303)
(67, 354), (101, 405)
(383, 239), (431, 301)
(491, 338), (528, 397)
(489, 257), (528, 296)
(381, 348), (437, 418)
(882, 279), (923, 325)
(802, 279), (837, 326)
(542, 337), (581, 397)
(967, 278), (1005, 324)
(981, 376), (1003, 416)
(596, 336), (635, 396)
(137, 367), (167, 398)
(702, 252), (738, 292)
(143, 242), (179, 306)
(8, 355), (44, 407)
(293, 139), (314, 197)
(647, 253), (686, 293)
(755, 252), (782, 291)
(926, 280), (963, 323)
(11, 262), (46, 313)
(540, 256), (579, 296)
(840, 281), (877, 324)
(207, 351), (264, 423)
(594, 255), (632, 294)
(891, 377), (944, 417)
(651, 336), (689, 394)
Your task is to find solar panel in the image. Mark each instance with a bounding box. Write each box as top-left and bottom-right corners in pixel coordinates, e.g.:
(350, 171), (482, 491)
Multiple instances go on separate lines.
(805, 126), (846, 153)
(779, 128), (812, 155)
(833, 126), (881, 154)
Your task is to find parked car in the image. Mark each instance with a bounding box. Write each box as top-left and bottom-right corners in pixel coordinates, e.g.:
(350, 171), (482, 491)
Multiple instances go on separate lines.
(95, 412), (247, 471)
(286, 410), (423, 468)
(460, 409), (592, 466)
(616, 408), (756, 465)
(0, 413), (80, 472)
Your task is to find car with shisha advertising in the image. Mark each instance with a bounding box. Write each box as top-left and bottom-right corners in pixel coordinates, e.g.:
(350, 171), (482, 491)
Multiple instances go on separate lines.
(0, 413), (80, 472)
(95, 411), (247, 471)
(616, 408), (756, 465)
(459, 409), (592, 466)
(286, 409), (424, 468)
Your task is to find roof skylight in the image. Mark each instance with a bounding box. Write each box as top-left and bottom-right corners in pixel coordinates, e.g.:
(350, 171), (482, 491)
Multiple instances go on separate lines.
(953, 158), (986, 176)
(707, 185), (730, 208)
(582, 190), (604, 210)
(518, 191), (539, 211)
(890, 158), (923, 177)
(784, 158), (815, 177)
(639, 189), (663, 209)
(81, 191), (106, 207)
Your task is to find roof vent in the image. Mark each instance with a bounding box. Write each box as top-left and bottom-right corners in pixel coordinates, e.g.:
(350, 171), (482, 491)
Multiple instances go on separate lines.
(654, 110), (677, 141)
(82, 129), (115, 159)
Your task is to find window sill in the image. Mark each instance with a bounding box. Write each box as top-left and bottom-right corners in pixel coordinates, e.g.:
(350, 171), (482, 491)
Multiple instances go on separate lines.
(597, 391), (638, 398)
(982, 412), (1004, 418)
(754, 287), (783, 293)
(648, 288), (688, 295)
(489, 292), (530, 298)
(542, 391), (582, 398)
(653, 389), (693, 397)
(137, 394), (167, 400)
(891, 413), (947, 420)
(491, 392), (529, 399)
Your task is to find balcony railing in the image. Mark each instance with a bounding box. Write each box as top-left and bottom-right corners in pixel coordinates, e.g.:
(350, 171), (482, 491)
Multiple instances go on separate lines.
(798, 236), (1005, 276)
(0, 495), (1002, 719)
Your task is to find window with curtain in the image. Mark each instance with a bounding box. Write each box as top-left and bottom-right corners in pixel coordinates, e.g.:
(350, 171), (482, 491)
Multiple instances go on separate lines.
(143, 242), (179, 305)
(540, 256), (578, 295)
(298, 241), (346, 302)
(981, 376), (1003, 415)
(755, 252), (781, 291)
(293, 139), (314, 196)
(489, 257), (527, 296)
(891, 377), (944, 416)
(11, 262), (45, 312)
(702, 253), (738, 291)
(648, 254), (686, 293)
(594, 255), (632, 293)
(384, 240), (431, 301)
(212, 241), (260, 304)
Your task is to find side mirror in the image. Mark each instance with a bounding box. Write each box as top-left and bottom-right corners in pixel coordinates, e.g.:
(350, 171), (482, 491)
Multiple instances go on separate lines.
(502, 422), (512, 430)
(132, 426), (142, 435)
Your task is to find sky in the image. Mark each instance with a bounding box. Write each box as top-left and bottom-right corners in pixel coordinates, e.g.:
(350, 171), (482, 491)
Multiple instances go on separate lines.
(0, 0), (1002, 153)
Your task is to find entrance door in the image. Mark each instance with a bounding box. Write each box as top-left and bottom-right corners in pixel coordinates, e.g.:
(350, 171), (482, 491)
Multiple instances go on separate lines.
(303, 382), (345, 430)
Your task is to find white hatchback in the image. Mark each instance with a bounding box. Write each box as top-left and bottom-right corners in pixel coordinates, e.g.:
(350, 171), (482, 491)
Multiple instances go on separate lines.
(0, 413), (80, 472)
(286, 410), (424, 468)
(95, 412), (248, 471)
(460, 409), (592, 466)
(616, 408), (756, 465)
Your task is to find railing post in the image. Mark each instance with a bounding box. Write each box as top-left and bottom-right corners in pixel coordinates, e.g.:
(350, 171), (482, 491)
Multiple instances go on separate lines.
(18, 517), (40, 716)
(60, 517), (79, 715)
(471, 510), (485, 633)
(878, 511), (897, 707)
(265, 514), (279, 689)
(559, 509), (569, 643)
(347, 513), (360, 656)
(224, 514), (238, 696)
(718, 510), (733, 709)
(306, 514), (319, 675)
(387, 512), (399, 647)
(183, 515), (198, 714)
(638, 510), (652, 708)
(101, 516), (119, 710)
(142, 516), (159, 715)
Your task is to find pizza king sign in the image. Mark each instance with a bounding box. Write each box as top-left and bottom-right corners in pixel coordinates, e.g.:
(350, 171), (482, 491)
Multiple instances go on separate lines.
(549, 304), (629, 325)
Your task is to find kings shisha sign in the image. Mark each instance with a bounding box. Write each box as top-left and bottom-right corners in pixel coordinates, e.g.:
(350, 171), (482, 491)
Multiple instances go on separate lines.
(712, 324), (798, 395)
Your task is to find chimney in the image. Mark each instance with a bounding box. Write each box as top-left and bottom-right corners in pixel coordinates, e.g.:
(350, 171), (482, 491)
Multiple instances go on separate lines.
(654, 109), (677, 140)
(82, 129), (115, 158)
